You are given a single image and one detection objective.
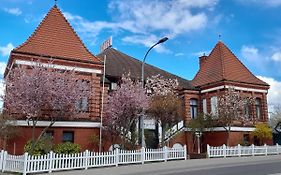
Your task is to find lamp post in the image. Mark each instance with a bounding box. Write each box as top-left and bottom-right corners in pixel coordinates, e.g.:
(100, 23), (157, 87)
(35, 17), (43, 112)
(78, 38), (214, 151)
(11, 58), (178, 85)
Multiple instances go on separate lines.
(140, 37), (168, 148)
(195, 130), (202, 154)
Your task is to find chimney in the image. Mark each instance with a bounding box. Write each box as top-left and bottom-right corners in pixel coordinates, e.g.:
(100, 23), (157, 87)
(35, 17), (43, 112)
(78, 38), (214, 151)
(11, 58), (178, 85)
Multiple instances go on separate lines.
(199, 54), (207, 69)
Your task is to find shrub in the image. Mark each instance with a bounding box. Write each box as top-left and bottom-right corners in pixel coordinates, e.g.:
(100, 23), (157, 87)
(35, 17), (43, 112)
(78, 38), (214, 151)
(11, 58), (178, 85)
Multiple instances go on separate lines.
(24, 135), (53, 156)
(54, 142), (81, 154)
(252, 123), (272, 145)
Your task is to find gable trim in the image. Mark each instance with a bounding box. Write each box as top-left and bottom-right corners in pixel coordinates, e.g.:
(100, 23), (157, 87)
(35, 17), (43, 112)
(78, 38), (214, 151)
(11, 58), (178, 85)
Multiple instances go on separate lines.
(15, 60), (102, 74)
(15, 120), (101, 128)
(201, 85), (268, 93)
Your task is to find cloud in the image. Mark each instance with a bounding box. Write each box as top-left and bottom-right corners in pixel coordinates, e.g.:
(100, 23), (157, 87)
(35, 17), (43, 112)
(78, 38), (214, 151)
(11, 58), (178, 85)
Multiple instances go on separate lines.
(271, 52), (281, 62)
(63, 0), (219, 50)
(0, 62), (6, 75)
(241, 45), (259, 61)
(108, 0), (213, 37)
(175, 53), (185, 57)
(0, 43), (14, 56)
(192, 50), (210, 57)
(257, 76), (281, 112)
(122, 35), (170, 53)
(3, 8), (22, 16)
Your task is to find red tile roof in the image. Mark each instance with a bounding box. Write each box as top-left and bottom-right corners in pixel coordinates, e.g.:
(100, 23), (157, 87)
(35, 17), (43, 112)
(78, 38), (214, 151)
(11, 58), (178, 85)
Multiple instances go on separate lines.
(192, 41), (269, 87)
(13, 5), (100, 63)
(97, 48), (195, 90)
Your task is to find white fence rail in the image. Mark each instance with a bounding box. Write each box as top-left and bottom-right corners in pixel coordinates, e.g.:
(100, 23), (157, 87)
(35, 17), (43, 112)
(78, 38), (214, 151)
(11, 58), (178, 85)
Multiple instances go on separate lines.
(207, 144), (281, 158)
(0, 146), (187, 175)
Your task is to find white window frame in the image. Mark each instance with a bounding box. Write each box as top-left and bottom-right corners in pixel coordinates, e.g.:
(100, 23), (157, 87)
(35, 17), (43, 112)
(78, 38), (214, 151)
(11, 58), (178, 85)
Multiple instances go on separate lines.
(211, 96), (218, 115)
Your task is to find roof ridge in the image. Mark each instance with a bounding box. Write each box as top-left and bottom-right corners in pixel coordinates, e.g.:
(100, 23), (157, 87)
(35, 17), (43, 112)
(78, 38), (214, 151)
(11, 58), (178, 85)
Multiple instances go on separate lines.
(14, 5), (101, 63)
(98, 48), (192, 83)
(219, 42), (226, 80)
(192, 41), (269, 87)
(54, 6), (101, 62)
(221, 42), (268, 86)
(14, 6), (55, 51)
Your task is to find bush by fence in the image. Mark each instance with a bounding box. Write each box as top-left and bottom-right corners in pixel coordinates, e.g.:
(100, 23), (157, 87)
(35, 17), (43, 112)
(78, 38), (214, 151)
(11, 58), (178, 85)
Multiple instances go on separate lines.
(0, 146), (187, 175)
(207, 144), (281, 158)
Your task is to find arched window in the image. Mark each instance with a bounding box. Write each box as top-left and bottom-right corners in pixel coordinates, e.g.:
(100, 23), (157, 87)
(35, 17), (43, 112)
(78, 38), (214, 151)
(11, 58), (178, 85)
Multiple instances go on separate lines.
(190, 99), (198, 119)
(255, 98), (261, 120)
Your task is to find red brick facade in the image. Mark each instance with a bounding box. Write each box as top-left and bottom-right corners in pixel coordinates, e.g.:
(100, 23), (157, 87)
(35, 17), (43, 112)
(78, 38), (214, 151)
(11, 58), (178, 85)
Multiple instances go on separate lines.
(1, 5), (271, 155)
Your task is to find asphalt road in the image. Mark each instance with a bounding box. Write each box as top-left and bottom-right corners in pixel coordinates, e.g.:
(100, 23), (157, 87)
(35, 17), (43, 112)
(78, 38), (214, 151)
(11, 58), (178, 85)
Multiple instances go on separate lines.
(45, 155), (281, 175)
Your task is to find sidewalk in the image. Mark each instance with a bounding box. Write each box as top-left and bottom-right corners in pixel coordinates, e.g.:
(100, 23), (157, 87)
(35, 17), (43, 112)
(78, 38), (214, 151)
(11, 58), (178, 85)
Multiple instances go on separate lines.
(43, 155), (281, 175)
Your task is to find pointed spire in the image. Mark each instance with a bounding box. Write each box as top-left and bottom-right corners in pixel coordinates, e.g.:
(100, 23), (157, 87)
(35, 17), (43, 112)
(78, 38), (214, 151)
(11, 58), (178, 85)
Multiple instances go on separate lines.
(13, 5), (100, 63)
(192, 41), (268, 87)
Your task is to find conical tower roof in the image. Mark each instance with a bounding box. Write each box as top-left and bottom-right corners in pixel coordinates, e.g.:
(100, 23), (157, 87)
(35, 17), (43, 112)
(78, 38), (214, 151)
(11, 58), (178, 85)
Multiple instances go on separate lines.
(192, 41), (268, 87)
(14, 5), (100, 63)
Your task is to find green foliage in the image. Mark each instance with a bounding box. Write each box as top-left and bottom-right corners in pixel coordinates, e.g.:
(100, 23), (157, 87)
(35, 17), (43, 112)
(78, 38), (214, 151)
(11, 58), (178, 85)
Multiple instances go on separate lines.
(252, 123), (272, 144)
(24, 135), (53, 156)
(54, 142), (81, 154)
(187, 113), (215, 133)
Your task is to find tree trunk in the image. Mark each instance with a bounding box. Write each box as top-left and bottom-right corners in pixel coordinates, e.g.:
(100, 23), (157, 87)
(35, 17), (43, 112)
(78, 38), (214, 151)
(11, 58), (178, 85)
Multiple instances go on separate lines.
(30, 120), (54, 154)
(227, 129), (231, 146)
(30, 120), (36, 154)
(161, 123), (166, 147)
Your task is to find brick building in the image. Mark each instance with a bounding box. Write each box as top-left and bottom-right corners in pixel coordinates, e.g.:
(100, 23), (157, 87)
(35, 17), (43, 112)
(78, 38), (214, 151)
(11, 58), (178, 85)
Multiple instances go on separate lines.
(2, 5), (270, 154)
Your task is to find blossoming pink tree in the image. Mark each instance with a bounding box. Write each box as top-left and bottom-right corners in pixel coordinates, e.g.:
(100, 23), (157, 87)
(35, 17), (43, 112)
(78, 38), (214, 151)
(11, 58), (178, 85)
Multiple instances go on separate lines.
(217, 88), (253, 145)
(104, 75), (149, 149)
(145, 74), (182, 146)
(3, 63), (90, 152)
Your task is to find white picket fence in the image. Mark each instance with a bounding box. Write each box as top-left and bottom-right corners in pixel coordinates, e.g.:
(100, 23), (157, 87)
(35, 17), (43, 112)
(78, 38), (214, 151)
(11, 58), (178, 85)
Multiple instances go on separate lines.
(207, 144), (281, 158)
(0, 146), (187, 175)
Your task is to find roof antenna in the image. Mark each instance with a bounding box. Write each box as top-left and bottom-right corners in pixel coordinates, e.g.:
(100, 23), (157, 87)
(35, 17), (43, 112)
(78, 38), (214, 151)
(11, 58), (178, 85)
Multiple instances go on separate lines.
(218, 34), (222, 41)
(54, 0), (57, 5)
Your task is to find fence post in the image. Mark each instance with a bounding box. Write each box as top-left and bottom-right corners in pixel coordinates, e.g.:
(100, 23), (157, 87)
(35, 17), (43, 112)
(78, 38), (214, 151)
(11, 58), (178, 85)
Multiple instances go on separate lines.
(223, 144), (226, 158)
(238, 144), (241, 157)
(22, 152), (28, 175)
(1, 151), (7, 173)
(264, 144), (267, 156)
(277, 143), (279, 155)
(84, 150), (89, 170)
(164, 146), (168, 162)
(115, 148), (119, 167)
(184, 145), (187, 160)
(207, 144), (210, 158)
(0, 150), (3, 172)
(49, 151), (54, 173)
(141, 147), (145, 164)
(252, 144), (255, 156)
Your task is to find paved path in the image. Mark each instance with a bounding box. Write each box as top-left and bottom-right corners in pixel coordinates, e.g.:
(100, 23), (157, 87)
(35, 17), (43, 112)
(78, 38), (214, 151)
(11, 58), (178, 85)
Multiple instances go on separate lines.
(45, 155), (281, 175)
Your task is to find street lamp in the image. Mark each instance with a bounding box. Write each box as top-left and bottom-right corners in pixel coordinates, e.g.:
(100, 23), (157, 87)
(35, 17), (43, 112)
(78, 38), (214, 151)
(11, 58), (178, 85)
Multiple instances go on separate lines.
(195, 130), (202, 154)
(140, 37), (168, 148)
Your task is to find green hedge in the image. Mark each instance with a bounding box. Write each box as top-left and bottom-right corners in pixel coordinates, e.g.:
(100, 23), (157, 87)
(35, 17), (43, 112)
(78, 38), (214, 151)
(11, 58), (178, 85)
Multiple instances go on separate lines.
(54, 142), (81, 154)
(24, 136), (53, 156)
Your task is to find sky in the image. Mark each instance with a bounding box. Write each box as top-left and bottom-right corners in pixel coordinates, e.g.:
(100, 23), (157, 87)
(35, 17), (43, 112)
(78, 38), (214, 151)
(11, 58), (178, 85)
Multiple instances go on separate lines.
(0, 0), (281, 111)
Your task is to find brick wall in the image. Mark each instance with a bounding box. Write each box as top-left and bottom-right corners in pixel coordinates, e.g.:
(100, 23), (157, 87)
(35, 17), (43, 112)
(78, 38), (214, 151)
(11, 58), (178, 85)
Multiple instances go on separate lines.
(4, 127), (100, 154)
